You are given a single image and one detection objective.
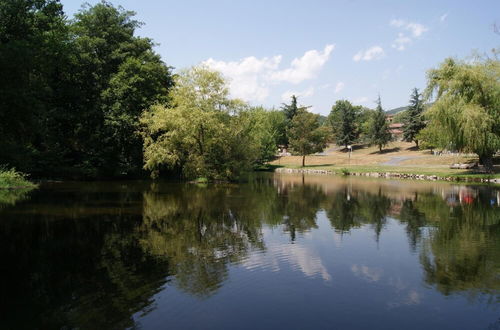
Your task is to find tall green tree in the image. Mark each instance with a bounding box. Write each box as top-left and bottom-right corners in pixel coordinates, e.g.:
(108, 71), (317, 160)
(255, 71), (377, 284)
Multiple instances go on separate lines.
(70, 1), (173, 176)
(0, 0), (70, 172)
(281, 95), (303, 147)
(369, 96), (392, 152)
(0, 1), (173, 178)
(328, 100), (360, 148)
(245, 107), (286, 164)
(282, 95), (299, 122)
(140, 66), (258, 180)
(423, 56), (500, 171)
(288, 109), (330, 167)
(403, 88), (426, 147)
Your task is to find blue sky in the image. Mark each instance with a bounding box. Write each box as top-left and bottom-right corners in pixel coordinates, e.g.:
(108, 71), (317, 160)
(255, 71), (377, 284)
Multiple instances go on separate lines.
(61, 0), (499, 114)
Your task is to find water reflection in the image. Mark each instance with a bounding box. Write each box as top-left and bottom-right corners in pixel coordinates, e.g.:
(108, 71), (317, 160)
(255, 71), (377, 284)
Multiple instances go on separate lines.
(0, 187), (33, 208)
(138, 185), (265, 297)
(0, 175), (498, 329)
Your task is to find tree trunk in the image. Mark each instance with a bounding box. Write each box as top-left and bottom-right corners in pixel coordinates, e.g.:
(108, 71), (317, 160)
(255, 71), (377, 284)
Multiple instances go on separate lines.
(415, 140), (419, 148)
(479, 154), (494, 173)
(379, 144), (382, 153)
(302, 155), (305, 167)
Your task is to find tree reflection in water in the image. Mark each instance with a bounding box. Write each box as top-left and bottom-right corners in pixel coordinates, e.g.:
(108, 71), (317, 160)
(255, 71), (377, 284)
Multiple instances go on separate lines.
(0, 176), (498, 329)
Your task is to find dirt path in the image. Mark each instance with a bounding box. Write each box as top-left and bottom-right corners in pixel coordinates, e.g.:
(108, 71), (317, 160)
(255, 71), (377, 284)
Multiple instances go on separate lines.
(381, 155), (425, 166)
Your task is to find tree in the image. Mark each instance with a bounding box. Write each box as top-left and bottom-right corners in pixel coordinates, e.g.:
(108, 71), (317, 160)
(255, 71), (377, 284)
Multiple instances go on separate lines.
(403, 88), (426, 147)
(369, 96), (392, 152)
(140, 66), (258, 180)
(245, 107), (286, 164)
(0, 1), (173, 178)
(328, 100), (360, 148)
(282, 95), (299, 122)
(423, 56), (500, 172)
(70, 1), (173, 176)
(281, 95), (303, 147)
(288, 109), (330, 167)
(0, 0), (70, 172)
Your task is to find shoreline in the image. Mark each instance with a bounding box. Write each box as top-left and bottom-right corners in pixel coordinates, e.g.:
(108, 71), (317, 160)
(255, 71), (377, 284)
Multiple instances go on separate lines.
(275, 167), (500, 184)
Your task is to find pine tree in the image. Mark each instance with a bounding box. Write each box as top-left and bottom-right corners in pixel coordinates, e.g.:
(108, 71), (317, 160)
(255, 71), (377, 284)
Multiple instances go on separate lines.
(281, 95), (308, 147)
(370, 96), (392, 152)
(282, 95), (299, 121)
(403, 88), (426, 147)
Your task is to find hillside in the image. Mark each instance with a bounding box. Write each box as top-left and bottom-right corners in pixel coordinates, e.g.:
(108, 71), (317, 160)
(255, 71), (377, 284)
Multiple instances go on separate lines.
(386, 106), (408, 115)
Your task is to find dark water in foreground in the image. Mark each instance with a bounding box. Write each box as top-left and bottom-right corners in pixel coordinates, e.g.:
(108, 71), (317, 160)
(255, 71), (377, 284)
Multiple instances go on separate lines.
(0, 174), (499, 330)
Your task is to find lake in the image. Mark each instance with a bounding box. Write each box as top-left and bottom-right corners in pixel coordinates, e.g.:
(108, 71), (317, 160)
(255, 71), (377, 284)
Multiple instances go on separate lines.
(0, 173), (499, 329)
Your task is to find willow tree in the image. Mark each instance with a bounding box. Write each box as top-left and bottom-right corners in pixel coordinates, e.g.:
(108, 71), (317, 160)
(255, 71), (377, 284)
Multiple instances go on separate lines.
(140, 66), (260, 180)
(423, 56), (500, 171)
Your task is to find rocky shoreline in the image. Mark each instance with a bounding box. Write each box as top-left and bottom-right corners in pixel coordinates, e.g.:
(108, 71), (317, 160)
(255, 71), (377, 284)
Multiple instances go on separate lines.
(275, 167), (500, 184)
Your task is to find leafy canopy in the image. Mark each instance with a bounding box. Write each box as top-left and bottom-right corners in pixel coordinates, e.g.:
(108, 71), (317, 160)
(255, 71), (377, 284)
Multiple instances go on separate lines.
(288, 109), (330, 166)
(140, 66), (279, 180)
(328, 99), (360, 148)
(422, 55), (500, 170)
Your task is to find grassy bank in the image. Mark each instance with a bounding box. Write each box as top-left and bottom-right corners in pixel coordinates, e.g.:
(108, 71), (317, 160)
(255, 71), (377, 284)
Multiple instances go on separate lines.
(270, 142), (500, 182)
(0, 168), (37, 189)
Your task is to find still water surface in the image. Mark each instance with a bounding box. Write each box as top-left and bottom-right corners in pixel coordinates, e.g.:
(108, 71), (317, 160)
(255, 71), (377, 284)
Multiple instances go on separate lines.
(0, 174), (499, 329)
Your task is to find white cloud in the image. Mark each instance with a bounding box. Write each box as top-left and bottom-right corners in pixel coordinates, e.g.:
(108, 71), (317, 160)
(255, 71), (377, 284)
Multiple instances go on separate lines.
(440, 13), (448, 22)
(351, 264), (383, 282)
(203, 55), (281, 101)
(406, 22), (428, 37)
(243, 240), (331, 281)
(390, 19), (428, 37)
(203, 44), (334, 102)
(389, 19), (428, 52)
(270, 44), (335, 84)
(334, 82), (345, 94)
(391, 33), (412, 51)
(353, 46), (385, 62)
(281, 87), (314, 101)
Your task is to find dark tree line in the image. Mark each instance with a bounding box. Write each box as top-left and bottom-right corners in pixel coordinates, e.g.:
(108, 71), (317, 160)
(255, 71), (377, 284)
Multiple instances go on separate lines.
(0, 0), (173, 178)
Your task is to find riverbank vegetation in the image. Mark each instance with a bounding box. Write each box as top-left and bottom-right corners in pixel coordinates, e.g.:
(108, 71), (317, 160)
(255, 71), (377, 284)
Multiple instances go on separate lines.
(0, 168), (37, 207)
(0, 168), (36, 189)
(0, 0), (498, 181)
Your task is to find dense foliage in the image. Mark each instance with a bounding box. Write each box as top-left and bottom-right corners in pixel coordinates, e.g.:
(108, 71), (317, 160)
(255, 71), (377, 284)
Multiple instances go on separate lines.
(0, 167), (36, 189)
(0, 0), (173, 178)
(421, 56), (500, 171)
(288, 108), (330, 166)
(140, 67), (284, 180)
(1, 1), (496, 179)
(328, 100), (360, 148)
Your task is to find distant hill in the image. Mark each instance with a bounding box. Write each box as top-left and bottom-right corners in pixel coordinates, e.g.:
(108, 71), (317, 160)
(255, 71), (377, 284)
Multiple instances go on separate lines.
(386, 102), (433, 115)
(386, 106), (408, 115)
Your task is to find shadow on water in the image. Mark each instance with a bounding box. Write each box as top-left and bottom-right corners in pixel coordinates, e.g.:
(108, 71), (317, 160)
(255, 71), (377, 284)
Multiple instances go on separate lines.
(0, 175), (498, 328)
